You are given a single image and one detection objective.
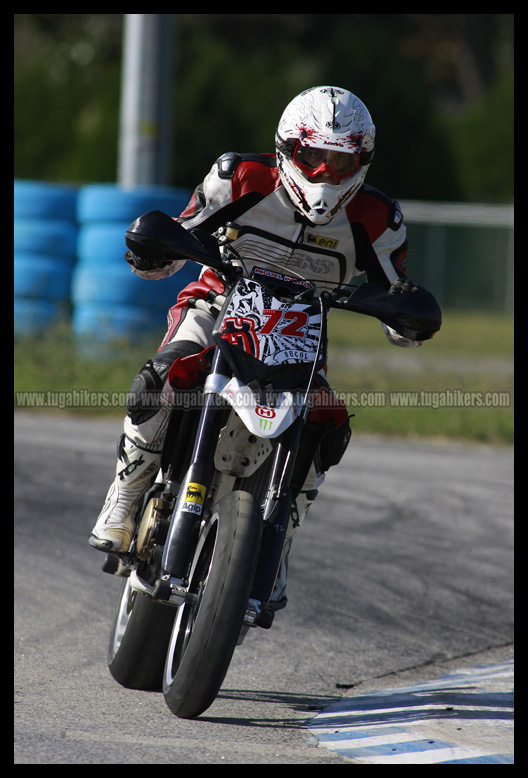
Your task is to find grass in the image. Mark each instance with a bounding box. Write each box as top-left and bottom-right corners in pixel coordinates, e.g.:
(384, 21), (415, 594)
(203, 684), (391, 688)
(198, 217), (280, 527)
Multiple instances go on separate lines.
(326, 308), (513, 444)
(14, 320), (159, 419)
(328, 308), (514, 357)
(14, 309), (513, 444)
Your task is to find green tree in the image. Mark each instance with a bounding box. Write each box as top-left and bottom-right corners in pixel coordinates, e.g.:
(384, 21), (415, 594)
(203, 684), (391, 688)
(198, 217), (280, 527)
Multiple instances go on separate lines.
(14, 14), (122, 183)
(14, 14), (513, 203)
(446, 72), (514, 202)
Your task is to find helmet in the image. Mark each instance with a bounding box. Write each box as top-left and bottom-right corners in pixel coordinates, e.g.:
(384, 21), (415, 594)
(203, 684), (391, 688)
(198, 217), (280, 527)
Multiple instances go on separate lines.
(275, 86), (375, 224)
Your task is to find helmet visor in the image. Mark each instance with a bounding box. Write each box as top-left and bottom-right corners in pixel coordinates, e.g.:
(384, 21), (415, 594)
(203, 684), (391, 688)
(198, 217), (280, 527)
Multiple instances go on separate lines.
(293, 143), (360, 183)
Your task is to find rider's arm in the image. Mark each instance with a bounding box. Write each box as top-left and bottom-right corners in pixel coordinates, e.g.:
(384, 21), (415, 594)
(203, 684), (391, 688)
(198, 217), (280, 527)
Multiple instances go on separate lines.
(123, 160), (234, 282)
(127, 152), (278, 281)
(347, 187), (425, 347)
(177, 152), (280, 233)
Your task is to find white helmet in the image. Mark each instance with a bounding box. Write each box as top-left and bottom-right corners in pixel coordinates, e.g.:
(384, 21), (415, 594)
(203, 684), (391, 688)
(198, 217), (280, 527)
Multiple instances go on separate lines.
(275, 86), (375, 224)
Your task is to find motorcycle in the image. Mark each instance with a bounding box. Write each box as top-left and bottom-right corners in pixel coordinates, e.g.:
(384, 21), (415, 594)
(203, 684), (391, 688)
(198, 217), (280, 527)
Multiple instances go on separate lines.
(97, 209), (441, 719)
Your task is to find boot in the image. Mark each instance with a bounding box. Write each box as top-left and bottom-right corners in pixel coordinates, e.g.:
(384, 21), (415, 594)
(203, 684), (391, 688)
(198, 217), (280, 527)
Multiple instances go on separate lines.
(89, 431), (162, 553)
(268, 477), (323, 611)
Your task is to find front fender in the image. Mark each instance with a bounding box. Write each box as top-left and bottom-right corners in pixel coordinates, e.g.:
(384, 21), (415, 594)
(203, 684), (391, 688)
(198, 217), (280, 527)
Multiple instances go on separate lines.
(217, 377), (300, 439)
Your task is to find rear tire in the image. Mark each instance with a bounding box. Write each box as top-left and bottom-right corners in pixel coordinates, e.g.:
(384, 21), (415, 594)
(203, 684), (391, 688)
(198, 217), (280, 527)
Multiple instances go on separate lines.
(108, 577), (177, 691)
(163, 490), (262, 718)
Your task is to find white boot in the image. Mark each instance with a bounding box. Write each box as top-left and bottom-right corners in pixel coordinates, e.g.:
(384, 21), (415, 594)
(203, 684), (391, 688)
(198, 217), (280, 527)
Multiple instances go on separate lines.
(89, 411), (169, 553)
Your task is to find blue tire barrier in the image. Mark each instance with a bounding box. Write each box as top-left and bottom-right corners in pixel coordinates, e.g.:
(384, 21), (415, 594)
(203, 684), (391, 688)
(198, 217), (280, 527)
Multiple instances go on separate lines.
(14, 253), (74, 302)
(73, 186), (197, 353)
(14, 219), (78, 261)
(72, 301), (167, 344)
(14, 297), (63, 337)
(14, 179), (78, 222)
(76, 222), (130, 268)
(14, 181), (79, 336)
(77, 184), (192, 224)
(72, 260), (200, 310)
(13, 180), (198, 345)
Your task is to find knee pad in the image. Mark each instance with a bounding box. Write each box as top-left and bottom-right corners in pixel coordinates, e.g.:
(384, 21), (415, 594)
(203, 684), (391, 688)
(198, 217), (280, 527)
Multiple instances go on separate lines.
(127, 360), (165, 425)
(127, 340), (206, 425)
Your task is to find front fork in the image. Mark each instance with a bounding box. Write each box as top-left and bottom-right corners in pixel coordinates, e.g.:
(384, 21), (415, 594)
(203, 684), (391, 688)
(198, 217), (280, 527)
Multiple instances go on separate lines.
(249, 415), (304, 604)
(160, 349), (229, 583)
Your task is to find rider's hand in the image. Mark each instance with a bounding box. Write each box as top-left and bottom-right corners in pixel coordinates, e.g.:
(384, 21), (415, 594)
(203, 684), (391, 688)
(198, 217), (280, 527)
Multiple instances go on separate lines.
(389, 278), (424, 295)
(125, 250), (172, 271)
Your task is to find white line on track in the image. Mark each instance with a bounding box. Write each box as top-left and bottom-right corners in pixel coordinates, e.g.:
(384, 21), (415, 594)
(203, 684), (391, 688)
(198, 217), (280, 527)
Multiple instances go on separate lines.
(308, 659), (514, 764)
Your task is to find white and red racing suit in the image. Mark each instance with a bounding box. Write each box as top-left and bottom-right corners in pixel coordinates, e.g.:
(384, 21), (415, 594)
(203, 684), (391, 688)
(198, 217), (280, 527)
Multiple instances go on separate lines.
(131, 151), (418, 354)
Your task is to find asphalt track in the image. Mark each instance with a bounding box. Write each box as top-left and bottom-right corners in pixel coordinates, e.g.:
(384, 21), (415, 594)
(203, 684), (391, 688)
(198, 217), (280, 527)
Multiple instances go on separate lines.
(14, 412), (514, 764)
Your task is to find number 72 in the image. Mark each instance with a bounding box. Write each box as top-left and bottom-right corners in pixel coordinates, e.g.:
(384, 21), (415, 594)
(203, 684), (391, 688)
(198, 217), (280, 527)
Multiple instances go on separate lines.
(261, 309), (308, 337)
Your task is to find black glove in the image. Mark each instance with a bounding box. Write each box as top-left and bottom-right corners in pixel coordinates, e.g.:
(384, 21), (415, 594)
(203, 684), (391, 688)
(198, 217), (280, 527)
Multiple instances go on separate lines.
(125, 250), (172, 271)
(386, 278), (441, 340)
(389, 278), (424, 295)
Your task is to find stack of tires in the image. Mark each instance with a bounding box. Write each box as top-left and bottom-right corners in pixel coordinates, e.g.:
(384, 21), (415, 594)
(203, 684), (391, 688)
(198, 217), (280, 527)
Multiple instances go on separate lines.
(14, 180), (79, 337)
(72, 184), (199, 357)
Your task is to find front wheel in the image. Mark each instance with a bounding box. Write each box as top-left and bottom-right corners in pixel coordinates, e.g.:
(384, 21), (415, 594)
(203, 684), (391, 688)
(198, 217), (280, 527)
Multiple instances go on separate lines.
(107, 577), (177, 691)
(163, 490), (262, 718)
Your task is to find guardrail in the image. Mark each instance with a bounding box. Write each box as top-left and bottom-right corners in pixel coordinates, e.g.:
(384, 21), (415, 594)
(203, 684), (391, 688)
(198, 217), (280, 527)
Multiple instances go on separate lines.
(400, 200), (514, 313)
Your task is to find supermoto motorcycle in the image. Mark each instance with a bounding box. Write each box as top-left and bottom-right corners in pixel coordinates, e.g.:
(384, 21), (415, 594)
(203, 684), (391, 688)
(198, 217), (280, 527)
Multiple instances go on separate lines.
(98, 209), (441, 719)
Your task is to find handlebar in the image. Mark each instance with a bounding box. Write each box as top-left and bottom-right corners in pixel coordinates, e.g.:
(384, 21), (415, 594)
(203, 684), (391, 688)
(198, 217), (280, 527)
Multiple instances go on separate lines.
(125, 210), (226, 273)
(328, 283), (441, 340)
(125, 210), (441, 340)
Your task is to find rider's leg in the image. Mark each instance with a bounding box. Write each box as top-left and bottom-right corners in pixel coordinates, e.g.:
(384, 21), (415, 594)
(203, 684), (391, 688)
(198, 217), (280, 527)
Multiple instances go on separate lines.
(88, 407), (170, 552)
(268, 463), (324, 611)
(89, 307), (215, 553)
(268, 391), (352, 612)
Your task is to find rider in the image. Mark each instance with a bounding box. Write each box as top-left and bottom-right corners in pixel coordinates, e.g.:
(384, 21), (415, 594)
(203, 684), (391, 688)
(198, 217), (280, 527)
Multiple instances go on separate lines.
(89, 86), (437, 608)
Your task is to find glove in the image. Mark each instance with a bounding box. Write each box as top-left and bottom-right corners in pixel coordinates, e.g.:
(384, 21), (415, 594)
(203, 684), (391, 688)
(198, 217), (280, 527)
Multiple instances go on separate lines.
(125, 250), (172, 272)
(386, 278), (441, 341)
(389, 278), (424, 295)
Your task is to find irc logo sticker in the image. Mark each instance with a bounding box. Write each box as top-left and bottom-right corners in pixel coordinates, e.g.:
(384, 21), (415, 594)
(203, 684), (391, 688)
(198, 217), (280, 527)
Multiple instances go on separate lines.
(183, 482), (207, 515)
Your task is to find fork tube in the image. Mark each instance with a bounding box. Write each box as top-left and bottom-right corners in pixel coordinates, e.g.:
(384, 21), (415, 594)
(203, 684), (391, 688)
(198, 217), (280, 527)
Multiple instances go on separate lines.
(250, 416), (304, 603)
(161, 350), (229, 580)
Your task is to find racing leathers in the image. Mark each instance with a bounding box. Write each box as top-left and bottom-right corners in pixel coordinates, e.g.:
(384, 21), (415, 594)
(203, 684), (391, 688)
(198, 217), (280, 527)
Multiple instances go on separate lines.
(89, 151), (419, 607)
(138, 151), (415, 348)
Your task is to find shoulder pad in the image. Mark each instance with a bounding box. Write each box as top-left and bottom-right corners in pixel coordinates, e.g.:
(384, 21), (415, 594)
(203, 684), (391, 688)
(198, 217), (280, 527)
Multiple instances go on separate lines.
(216, 152), (277, 180)
(216, 152), (243, 180)
(349, 184), (405, 233)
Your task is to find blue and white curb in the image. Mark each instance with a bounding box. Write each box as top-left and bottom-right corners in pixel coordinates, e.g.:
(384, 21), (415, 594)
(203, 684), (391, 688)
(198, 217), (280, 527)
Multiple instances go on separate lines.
(308, 658), (514, 764)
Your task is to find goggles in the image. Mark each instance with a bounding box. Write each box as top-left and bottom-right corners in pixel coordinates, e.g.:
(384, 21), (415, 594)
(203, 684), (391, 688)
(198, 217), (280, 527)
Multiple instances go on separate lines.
(293, 143), (360, 183)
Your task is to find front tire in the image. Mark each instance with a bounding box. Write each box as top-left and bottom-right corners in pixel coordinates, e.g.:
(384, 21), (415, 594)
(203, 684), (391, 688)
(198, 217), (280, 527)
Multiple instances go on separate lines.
(108, 577), (177, 691)
(163, 490), (262, 718)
